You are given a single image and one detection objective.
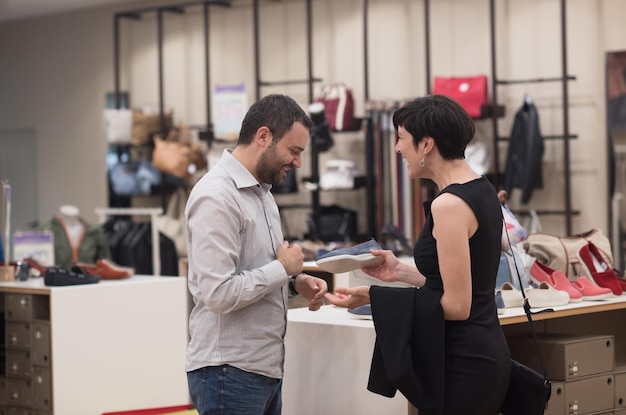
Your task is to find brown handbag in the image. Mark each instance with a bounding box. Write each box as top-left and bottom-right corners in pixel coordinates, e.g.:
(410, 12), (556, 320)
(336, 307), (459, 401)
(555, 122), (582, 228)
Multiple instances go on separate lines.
(132, 111), (173, 146)
(523, 229), (613, 279)
(152, 134), (191, 179)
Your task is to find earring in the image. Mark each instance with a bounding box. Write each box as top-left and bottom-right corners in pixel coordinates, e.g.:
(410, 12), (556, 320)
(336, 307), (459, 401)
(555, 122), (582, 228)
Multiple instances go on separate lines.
(418, 158), (425, 168)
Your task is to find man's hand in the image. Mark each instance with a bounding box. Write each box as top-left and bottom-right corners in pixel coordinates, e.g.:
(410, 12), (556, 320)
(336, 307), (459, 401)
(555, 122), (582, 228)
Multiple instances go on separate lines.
(294, 274), (328, 311)
(277, 241), (304, 276)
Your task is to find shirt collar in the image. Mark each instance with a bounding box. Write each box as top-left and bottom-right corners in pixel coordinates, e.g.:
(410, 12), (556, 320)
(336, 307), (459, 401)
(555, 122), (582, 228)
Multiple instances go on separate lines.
(221, 149), (272, 193)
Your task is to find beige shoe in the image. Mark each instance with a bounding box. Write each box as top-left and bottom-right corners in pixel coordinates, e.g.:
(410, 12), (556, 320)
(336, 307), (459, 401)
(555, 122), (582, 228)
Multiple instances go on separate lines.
(499, 282), (524, 308)
(524, 282), (570, 308)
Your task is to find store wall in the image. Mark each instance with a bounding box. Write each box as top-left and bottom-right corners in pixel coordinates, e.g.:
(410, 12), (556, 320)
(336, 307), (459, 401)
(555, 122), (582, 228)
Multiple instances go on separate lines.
(0, 0), (625, 240)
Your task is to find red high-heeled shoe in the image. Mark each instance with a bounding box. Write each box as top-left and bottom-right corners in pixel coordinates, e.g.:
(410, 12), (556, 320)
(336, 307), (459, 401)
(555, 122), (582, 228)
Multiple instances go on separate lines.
(577, 242), (623, 296)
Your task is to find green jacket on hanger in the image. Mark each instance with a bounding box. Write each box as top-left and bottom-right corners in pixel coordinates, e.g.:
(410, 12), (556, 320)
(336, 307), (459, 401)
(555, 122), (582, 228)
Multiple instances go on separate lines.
(40, 216), (111, 270)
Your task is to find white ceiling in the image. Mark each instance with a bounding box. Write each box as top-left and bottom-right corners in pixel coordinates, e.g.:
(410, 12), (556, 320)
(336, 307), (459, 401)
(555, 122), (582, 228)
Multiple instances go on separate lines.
(0, 0), (144, 23)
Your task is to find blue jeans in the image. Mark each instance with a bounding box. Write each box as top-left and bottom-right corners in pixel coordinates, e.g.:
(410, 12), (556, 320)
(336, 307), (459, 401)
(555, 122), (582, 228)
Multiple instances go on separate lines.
(187, 365), (282, 415)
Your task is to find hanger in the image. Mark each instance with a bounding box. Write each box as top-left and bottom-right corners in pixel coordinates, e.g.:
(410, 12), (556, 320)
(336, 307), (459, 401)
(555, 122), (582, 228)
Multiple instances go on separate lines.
(524, 93), (533, 105)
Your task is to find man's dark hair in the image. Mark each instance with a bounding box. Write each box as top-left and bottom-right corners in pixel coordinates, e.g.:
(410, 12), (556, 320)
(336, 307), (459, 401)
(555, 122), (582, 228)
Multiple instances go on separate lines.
(237, 94), (313, 145)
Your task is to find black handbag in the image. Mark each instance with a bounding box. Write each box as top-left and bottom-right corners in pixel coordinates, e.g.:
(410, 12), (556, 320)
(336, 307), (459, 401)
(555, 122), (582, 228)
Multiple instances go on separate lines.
(501, 359), (551, 415)
(500, 219), (552, 415)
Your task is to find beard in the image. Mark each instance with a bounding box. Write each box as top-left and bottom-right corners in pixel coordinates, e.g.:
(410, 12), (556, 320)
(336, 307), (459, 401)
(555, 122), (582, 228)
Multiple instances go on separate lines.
(256, 145), (289, 186)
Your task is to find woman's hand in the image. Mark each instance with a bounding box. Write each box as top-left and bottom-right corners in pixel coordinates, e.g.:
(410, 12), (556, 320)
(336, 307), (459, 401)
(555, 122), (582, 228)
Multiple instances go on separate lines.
(361, 249), (400, 282)
(324, 286), (371, 309)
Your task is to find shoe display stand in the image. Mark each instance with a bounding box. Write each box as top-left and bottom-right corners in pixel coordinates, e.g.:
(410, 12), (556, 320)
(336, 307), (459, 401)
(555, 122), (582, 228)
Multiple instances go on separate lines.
(0, 276), (189, 414)
(284, 296), (626, 415)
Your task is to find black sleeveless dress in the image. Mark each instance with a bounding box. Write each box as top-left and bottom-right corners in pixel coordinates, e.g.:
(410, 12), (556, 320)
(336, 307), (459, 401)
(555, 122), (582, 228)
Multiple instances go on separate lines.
(414, 177), (511, 415)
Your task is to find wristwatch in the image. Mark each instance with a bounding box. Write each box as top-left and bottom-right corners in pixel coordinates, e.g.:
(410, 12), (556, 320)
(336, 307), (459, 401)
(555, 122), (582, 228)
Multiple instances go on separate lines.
(288, 274), (301, 296)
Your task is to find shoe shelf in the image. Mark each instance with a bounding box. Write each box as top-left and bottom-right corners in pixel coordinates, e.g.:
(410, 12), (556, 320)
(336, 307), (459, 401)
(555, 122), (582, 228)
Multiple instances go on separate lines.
(498, 295), (626, 325)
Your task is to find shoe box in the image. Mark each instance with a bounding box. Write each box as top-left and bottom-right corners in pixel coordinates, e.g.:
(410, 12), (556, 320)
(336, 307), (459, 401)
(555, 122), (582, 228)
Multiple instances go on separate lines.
(537, 374), (615, 415)
(509, 333), (615, 415)
(508, 333), (615, 381)
(564, 373), (615, 415)
(544, 382), (565, 415)
(614, 364), (626, 410)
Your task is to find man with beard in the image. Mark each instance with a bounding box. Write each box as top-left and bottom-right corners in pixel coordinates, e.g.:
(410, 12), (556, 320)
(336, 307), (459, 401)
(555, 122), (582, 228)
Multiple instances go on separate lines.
(185, 94), (328, 415)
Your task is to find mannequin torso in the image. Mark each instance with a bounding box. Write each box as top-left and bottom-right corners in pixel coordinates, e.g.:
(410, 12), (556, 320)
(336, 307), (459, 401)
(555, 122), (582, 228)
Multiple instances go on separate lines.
(57, 205), (84, 254)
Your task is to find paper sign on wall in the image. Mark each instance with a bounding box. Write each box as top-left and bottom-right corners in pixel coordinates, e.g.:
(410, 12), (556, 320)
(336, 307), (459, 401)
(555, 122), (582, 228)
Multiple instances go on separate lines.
(213, 84), (247, 141)
(13, 231), (55, 266)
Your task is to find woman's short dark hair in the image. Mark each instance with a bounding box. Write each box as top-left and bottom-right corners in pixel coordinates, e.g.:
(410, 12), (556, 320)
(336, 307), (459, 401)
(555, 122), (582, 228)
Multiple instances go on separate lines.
(237, 94), (313, 145)
(392, 95), (476, 160)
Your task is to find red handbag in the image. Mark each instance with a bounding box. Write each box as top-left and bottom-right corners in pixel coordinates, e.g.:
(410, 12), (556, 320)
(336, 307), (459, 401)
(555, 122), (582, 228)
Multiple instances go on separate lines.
(315, 83), (357, 131)
(433, 75), (488, 119)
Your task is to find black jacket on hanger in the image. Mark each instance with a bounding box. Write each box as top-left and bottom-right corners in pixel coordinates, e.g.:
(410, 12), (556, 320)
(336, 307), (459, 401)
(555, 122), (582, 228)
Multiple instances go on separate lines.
(503, 100), (544, 204)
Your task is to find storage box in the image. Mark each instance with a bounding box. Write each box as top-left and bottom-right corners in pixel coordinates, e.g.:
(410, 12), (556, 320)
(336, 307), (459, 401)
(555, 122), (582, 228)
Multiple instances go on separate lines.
(545, 381), (565, 415)
(564, 373), (614, 415)
(508, 334), (614, 381)
(615, 366), (626, 409)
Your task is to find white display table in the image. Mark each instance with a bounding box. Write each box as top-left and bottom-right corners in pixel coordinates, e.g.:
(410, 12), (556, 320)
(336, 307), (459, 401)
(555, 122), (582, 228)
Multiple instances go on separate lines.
(284, 296), (626, 415)
(283, 305), (408, 415)
(0, 275), (190, 414)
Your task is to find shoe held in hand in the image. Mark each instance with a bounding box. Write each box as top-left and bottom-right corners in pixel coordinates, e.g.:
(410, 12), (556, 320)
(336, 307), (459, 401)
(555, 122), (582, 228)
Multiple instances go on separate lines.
(316, 238), (384, 273)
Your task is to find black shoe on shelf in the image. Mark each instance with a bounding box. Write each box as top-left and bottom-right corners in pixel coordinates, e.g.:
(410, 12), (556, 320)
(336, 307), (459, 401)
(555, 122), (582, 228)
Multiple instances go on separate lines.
(44, 267), (101, 286)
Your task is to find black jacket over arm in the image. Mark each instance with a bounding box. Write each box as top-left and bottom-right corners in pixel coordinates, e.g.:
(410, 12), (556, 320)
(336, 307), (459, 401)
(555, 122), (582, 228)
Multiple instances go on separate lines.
(368, 283), (445, 415)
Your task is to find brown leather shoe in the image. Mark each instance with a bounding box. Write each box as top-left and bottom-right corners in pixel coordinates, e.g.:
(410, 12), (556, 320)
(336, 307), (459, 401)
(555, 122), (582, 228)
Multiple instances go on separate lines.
(75, 259), (133, 280)
(22, 257), (49, 277)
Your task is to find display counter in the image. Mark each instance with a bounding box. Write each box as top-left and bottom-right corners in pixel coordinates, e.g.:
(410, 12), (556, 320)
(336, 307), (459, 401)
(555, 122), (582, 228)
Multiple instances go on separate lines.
(284, 296), (626, 415)
(0, 275), (190, 414)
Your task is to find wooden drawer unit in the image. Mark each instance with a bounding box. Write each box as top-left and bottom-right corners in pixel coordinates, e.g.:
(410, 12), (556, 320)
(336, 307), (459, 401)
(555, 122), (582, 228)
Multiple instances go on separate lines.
(5, 351), (32, 379)
(1, 292), (52, 414)
(3, 378), (33, 409)
(4, 323), (49, 366)
(4, 295), (49, 323)
(0, 276), (190, 414)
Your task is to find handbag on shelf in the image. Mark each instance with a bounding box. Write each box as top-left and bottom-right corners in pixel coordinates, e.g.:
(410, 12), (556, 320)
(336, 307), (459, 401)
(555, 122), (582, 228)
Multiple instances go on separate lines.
(314, 83), (358, 131)
(152, 129), (192, 179)
(432, 75), (488, 119)
(524, 229), (612, 279)
(109, 161), (161, 196)
(132, 110), (173, 146)
(103, 109), (133, 144)
(500, 221), (552, 415)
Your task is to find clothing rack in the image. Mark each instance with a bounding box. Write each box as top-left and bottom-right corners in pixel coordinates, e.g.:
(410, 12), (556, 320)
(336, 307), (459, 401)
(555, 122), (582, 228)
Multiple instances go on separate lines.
(488, 0), (576, 235)
(364, 99), (420, 242)
(94, 207), (163, 276)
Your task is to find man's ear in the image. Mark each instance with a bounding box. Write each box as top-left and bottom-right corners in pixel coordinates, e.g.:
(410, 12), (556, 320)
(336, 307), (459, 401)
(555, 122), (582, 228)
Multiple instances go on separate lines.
(256, 126), (272, 147)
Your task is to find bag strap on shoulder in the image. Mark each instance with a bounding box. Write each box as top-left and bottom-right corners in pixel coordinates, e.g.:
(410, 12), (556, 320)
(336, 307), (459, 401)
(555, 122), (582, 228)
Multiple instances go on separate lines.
(502, 217), (552, 389)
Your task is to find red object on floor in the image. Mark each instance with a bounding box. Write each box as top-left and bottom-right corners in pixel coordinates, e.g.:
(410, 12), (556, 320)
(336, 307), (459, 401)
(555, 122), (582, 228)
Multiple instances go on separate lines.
(102, 404), (194, 415)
